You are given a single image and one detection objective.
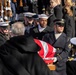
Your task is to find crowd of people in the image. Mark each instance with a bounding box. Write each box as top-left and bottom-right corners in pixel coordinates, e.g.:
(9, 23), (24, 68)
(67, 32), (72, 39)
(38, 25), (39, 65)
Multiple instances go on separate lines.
(0, 0), (76, 75)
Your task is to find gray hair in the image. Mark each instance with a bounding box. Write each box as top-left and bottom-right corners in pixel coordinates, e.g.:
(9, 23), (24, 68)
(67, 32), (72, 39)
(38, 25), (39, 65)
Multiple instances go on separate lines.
(11, 22), (25, 36)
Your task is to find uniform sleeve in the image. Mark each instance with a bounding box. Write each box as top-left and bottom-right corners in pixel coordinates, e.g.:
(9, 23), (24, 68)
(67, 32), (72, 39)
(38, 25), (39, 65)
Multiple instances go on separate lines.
(56, 41), (70, 62)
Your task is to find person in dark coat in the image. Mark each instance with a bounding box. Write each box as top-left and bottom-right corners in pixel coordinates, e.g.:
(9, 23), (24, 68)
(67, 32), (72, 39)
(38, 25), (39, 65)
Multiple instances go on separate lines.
(66, 37), (76, 75)
(63, 6), (75, 40)
(47, 0), (63, 30)
(30, 14), (53, 40)
(23, 12), (36, 35)
(0, 21), (53, 75)
(0, 35), (53, 75)
(43, 19), (70, 75)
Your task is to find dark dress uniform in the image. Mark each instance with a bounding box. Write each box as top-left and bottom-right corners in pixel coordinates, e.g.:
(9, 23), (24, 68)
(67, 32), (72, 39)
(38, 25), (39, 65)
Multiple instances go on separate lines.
(30, 25), (53, 40)
(66, 49), (76, 75)
(43, 31), (69, 75)
(66, 37), (76, 75)
(0, 35), (52, 75)
(66, 61), (76, 75)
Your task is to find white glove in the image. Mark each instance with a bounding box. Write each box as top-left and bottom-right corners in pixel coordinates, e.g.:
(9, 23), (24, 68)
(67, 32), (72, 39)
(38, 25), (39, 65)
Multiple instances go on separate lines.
(53, 57), (57, 62)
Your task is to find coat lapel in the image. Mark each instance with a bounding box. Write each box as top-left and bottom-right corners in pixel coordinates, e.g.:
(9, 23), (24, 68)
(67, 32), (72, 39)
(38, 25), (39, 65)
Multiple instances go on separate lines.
(53, 33), (66, 48)
(33, 26), (39, 33)
(49, 31), (56, 45)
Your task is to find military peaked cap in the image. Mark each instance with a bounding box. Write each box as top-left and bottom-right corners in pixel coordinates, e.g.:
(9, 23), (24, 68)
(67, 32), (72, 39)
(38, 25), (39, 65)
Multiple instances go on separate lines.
(54, 19), (65, 26)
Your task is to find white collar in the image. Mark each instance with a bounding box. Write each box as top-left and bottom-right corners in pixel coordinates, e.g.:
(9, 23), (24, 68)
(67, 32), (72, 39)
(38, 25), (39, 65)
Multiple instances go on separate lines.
(38, 24), (46, 32)
(55, 33), (62, 39)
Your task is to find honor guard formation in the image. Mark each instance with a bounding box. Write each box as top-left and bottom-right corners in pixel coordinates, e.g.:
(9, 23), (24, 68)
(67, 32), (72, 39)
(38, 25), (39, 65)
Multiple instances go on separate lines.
(0, 0), (76, 75)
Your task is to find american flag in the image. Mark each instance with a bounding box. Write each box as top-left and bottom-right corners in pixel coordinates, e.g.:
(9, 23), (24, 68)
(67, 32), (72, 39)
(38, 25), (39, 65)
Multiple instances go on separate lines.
(34, 39), (56, 64)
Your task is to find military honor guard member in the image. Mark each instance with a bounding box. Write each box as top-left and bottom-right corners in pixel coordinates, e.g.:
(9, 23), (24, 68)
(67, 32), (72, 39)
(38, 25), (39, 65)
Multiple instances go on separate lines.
(0, 22), (10, 46)
(32, 14), (39, 26)
(30, 14), (53, 40)
(23, 12), (36, 35)
(66, 37), (76, 75)
(43, 19), (70, 75)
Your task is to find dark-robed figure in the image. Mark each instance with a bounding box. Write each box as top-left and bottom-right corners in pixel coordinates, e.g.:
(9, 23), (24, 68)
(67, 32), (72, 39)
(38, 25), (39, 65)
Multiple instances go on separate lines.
(47, 0), (63, 30)
(0, 35), (53, 75)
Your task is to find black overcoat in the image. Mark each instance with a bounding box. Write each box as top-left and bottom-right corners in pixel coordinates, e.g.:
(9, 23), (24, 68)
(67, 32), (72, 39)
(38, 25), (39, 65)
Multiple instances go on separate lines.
(66, 61), (76, 75)
(0, 33), (7, 46)
(64, 14), (75, 38)
(48, 4), (63, 29)
(0, 35), (52, 75)
(54, 5), (63, 19)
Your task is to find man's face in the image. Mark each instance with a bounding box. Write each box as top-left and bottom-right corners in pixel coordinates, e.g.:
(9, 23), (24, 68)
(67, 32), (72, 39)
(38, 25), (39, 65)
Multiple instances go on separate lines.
(27, 17), (34, 24)
(24, 17), (34, 25)
(0, 26), (10, 35)
(39, 18), (47, 28)
(55, 25), (64, 33)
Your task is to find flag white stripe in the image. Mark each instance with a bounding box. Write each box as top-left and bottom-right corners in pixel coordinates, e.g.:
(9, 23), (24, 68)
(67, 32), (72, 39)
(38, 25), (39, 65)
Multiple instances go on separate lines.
(53, 47), (56, 52)
(39, 40), (48, 58)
